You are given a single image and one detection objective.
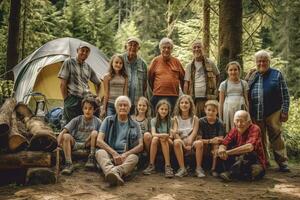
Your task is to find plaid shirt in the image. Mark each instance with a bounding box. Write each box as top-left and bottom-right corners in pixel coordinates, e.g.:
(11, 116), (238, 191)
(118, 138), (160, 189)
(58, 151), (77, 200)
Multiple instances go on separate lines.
(248, 68), (290, 121)
(123, 53), (147, 104)
(222, 124), (266, 169)
(58, 57), (100, 98)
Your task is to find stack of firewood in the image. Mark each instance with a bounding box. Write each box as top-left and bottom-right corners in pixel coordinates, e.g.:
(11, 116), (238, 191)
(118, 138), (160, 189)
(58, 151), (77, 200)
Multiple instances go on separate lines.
(0, 98), (58, 185)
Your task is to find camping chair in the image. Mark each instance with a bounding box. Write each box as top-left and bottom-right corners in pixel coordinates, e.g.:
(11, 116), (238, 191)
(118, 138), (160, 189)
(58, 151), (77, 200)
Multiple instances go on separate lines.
(23, 91), (49, 118)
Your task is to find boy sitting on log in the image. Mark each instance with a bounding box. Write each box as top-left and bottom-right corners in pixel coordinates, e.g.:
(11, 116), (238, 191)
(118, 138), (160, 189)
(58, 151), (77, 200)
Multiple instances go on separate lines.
(57, 97), (101, 175)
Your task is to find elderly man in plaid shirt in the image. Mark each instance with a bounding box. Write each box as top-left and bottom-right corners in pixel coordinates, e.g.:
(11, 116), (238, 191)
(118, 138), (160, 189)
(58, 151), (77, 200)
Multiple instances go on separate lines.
(247, 50), (290, 172)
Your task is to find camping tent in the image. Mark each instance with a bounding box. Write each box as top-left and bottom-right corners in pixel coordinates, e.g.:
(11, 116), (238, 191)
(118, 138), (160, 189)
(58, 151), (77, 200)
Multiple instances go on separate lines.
(12, 37), (109, 103)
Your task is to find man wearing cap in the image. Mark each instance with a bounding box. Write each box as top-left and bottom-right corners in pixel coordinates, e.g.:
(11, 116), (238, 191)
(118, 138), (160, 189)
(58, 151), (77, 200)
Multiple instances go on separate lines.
(58, 43), (101, 124)
(184, 40), (220, 117)
(122, 37), (147, 113)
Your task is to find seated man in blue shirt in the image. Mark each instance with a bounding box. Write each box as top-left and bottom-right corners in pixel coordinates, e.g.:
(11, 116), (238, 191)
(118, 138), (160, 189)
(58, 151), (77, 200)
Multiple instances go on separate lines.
(96, 96), (143, 186)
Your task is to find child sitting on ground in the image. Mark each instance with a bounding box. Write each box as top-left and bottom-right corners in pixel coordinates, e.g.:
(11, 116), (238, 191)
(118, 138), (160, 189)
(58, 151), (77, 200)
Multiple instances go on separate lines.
(193, 100), (225, 177)
(57, 97), (102, 175)
(131, 96), (152, 153)
(143, 99), (174, 178)
(172, 95), (199, 177)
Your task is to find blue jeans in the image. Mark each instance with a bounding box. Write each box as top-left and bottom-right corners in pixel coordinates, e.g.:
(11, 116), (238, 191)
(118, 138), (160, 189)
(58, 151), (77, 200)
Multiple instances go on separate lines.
(107, 102), (116, 116)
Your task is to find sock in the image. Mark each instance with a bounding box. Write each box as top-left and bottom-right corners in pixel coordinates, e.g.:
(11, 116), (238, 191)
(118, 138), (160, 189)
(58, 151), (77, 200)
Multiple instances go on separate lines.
(90, 147), (96, 155)
(65, 158), (72, 164)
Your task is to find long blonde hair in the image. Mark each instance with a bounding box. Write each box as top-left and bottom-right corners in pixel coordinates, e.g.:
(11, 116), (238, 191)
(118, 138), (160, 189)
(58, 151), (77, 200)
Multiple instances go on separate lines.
(173, 95), (195, 118)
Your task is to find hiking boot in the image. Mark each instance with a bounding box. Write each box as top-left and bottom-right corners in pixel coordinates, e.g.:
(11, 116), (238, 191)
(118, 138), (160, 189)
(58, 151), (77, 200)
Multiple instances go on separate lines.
(195, 167), (205, 178)
(175, 167), (188, 177)
(61, 163), (74, 175)
(279, 163), (291, 172)
(220, 171), (232, 182)
(210, 170), (219, 177)
(85, 154), (96, 170)
(165, 165), (174, 178)
(251, 164), (264, 179)
(105, 170), (124, 186)
(143, 164), (155, 175)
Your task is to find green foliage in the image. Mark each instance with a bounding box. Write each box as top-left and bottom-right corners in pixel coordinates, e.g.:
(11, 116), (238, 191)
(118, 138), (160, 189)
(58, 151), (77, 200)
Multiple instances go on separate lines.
(283, 97), (300, 159)
(269, 1), (300, 97)
(64, 0), (117, 57)
(0, 1), (10, 75)
(0, 80), (14, 105)
(20, 0), (68, 59)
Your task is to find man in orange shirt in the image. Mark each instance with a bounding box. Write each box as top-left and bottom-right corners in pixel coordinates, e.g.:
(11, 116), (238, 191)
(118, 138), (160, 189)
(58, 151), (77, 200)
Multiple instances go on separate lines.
(148, 38), (185, 111)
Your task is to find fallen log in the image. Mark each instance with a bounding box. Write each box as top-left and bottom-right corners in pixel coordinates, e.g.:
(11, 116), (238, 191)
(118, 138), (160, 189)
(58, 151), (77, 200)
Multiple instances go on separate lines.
(8, 112), (29, 152)
(15, 103), (57, 152)
(0, 151), (52, 169)
(26, 117), (57, 152)
(0, 98), (16, 137)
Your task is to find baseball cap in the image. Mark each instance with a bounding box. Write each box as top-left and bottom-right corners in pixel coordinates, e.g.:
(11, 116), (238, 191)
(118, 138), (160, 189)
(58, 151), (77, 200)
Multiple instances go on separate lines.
(78, 42), (91, 50)
(127, 37), (140, 45)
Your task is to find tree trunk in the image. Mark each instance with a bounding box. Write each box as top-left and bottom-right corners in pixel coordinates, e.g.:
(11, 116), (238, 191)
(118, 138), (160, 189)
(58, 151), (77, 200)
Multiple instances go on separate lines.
(203, 0), (210, 57)
(218, 0), (243, 81)
(6, 0), (21, 80)
(21, 0), (28, 60)
(0, 151), (52, 169)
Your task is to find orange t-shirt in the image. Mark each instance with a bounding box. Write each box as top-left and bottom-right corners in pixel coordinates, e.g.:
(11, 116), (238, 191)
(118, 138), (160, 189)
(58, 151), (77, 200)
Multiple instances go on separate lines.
(148, 55), (185, 96)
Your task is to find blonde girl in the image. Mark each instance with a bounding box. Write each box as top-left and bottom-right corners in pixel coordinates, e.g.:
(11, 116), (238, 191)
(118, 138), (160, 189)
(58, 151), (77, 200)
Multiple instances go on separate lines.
(172, 95), (199, 177)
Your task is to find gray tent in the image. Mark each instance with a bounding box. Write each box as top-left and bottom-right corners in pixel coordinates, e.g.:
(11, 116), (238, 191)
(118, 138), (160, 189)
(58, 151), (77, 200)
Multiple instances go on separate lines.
(12, 37), (109, 103)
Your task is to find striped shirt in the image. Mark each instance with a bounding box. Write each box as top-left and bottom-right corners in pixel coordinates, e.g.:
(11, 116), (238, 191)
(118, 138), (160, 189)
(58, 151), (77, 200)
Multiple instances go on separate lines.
(107, 75), (126, 104)
(248, 68), (290, 121)
(58, 57), (100, 98)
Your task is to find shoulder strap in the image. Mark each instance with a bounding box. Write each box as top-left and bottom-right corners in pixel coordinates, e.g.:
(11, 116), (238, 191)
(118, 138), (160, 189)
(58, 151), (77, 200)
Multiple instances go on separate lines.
(224, 79), (228, 97)
(240, 80), (245, 95)
(191, 61), (196, 97)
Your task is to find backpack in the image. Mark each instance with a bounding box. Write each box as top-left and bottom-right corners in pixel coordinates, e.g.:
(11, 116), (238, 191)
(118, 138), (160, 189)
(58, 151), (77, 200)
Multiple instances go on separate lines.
(45, 107), (63, 131)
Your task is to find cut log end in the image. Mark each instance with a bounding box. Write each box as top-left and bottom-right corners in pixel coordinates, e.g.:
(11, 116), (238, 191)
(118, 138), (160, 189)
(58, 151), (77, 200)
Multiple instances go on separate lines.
(26, 168), (56, 185)
(0, 124), (10, 136)
(8, 134), (29, 152)
(28, 134), (57, 152)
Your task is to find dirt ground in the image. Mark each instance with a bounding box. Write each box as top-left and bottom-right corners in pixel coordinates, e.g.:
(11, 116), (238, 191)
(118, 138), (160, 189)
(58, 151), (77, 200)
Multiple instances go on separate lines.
(0, 163), (300, 200)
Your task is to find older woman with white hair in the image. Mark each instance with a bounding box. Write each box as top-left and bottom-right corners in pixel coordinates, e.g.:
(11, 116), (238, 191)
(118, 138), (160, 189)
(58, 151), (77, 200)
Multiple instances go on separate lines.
(148, 37), (185, 112)
(247, 50), (290, 172)
(95, 96), (143, 186)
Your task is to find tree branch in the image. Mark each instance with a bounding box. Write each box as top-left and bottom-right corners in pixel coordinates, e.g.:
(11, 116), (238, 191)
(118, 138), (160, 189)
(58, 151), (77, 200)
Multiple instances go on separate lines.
(251, 0), (278, 22)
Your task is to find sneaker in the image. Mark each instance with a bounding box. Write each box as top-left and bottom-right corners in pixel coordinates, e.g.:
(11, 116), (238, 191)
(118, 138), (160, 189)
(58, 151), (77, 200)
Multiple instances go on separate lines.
(85, 154), (96, 170)
(105, 171), (124, 186)
(175, 167), (188, 177)
(220, 171), (232, 182)
(143, 164), (155, 175)
(165, 165), (174, 178)
(195, 167), (205, 178)
(279, 163), (291, 172)
(210, 170), (219, 177)
(61, 163), (74, 175)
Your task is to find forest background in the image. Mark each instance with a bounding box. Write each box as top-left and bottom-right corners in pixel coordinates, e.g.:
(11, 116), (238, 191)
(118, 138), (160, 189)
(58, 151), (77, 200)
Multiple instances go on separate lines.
(0, 0), (299, 160)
